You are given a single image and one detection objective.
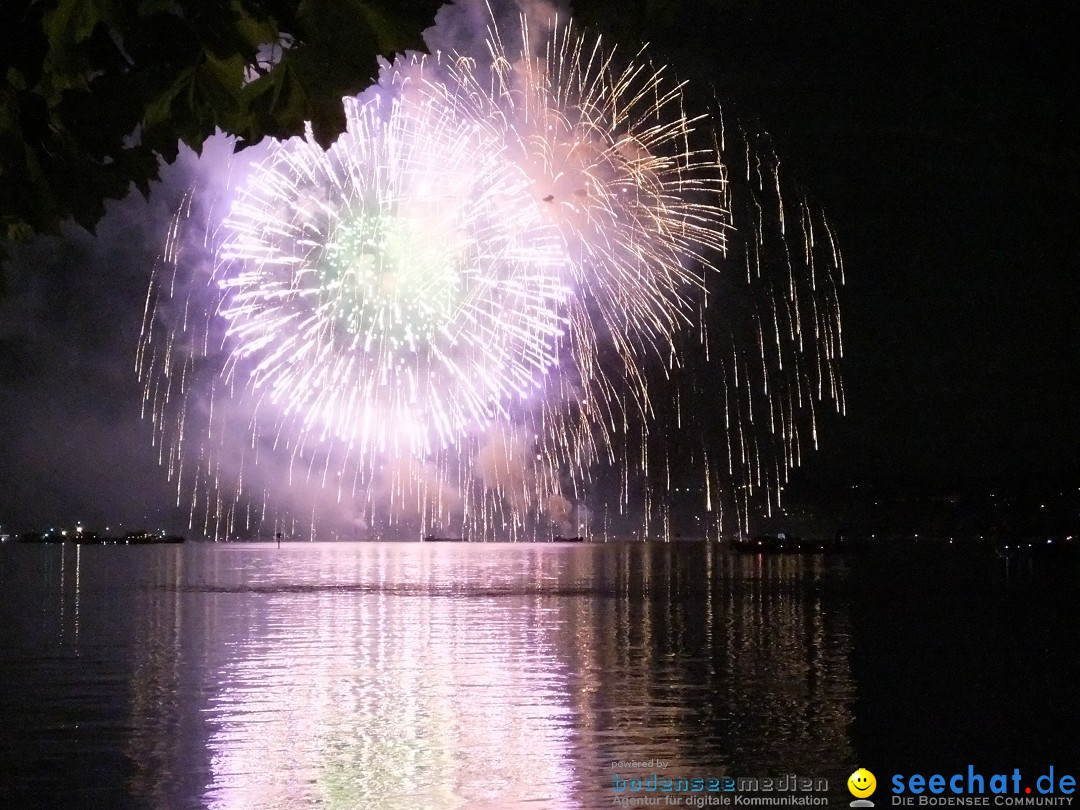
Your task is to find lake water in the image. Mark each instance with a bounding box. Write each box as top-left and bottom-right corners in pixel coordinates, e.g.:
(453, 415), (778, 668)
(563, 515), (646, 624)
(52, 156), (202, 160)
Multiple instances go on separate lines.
(1, 541), (1077, 808)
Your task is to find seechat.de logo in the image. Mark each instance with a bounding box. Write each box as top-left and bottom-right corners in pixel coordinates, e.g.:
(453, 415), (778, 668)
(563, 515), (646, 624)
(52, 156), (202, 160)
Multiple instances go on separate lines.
(850, 769), (878, 808)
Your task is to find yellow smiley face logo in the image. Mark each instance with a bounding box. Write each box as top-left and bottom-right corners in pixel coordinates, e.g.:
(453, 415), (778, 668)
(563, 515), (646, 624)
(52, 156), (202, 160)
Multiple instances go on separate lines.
(848, 769), (877, 798)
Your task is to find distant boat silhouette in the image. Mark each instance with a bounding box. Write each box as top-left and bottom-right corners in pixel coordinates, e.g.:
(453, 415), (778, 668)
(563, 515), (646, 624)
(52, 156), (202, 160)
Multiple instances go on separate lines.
(122, 531), (185, 544)
(731, 532), (864, 554)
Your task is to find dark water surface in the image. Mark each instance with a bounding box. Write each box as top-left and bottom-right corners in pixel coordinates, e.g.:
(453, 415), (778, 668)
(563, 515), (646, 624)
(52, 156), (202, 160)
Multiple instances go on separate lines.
(0, 541), (1077, 808)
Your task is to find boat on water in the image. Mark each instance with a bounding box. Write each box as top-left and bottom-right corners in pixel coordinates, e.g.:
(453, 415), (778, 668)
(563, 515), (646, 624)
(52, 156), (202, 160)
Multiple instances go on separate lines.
(422, 535), (467, 543)
(732, 533), (809, 553)
(731, 531), (865, 554)
(121, 531), (185, 544)
(995, 534), (1078, 558)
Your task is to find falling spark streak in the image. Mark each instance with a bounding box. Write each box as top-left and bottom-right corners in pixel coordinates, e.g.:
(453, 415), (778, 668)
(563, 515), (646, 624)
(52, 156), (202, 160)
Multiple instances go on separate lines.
(138, 15), (843, 540)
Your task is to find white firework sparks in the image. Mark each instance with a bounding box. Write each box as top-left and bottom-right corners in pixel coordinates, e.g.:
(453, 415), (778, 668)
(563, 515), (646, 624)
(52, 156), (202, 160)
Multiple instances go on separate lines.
(441, 16), (731, 422)
(218, 80), (569, 461)
(138, 13), (843, 541)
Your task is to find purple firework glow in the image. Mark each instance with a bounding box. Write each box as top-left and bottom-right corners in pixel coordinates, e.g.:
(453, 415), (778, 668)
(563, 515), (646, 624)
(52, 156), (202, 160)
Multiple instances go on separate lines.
(138, 15), (843, 540)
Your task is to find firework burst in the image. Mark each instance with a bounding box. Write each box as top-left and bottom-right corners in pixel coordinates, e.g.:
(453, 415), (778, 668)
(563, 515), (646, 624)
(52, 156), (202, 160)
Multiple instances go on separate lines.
(217, 81), (569, 459)
(442, 17), (731, 420)
(139, 13), (842, 540)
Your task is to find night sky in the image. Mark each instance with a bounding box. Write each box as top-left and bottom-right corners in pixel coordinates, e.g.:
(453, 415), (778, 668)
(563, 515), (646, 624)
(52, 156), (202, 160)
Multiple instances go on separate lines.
(762, 1), (1079, 490)
(1, 0), (1077, 531)
(635, 0), (1080, 491)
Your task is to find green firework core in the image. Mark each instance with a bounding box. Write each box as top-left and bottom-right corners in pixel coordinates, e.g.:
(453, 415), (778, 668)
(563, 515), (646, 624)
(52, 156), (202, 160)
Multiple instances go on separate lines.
(320, 212), (461, 352)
